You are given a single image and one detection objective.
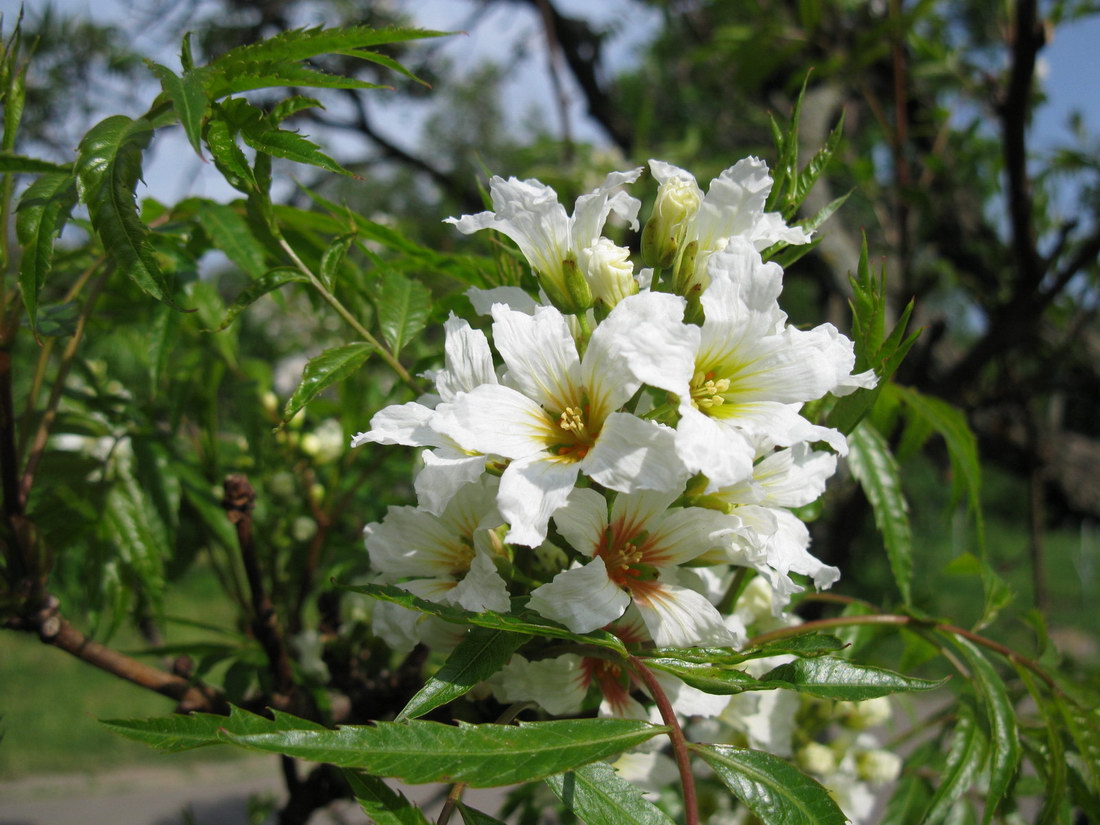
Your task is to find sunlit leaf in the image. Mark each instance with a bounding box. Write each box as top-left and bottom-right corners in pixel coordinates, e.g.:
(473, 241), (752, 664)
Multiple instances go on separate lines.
(344, 771), (430, 825)
(921, 700), (988, 824)
(377, 270), (431, 355)
(209, 267), (309, 332)
(757, 657), (947, 700)
(195, 200), (269, 277)
(282, 342), (373, 424)
(0, 151), (69, 173)
(15, 171), (77, 330)
(146, 62), (207, 157)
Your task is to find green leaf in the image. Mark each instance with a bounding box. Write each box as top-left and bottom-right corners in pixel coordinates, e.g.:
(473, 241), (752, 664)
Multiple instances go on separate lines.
(691, 744), (847, 825)
(546, 761), (677, 825)
(105, 706), (665, 788)
(642, 658), (762, 695)
(456, 804), (508, 825)
(75, 115), (183, 309)
(195, 200), (269, 277)
(397, 628), (527, 721)
(207, 26), (447, 71)
(344, 771), (431, 825)
(880, 773), (934, 825)
(319, 233), (356, 291)
(757, 656), (947, 700)
(101, 706), (326, 753)
(847, 422), (913, 604)
(642, 634), (846, 667)
(945, 637), (1019, 824)
(240, 121), (353, 177)
(15, 172), (78, 330)
(922, 700), (988, 825)
(790, 111), (846, 211)
(282, 343), (373, 423)
(271, 95), (324, 124)
(342, 582), (628, 656)
(377, 270), (431, 355)
(146, 62), (207, 157)
(205, 115), (254, 193)
(0, 151), (69, 173)
(205, 62), (388, 98)
(209, 267), (309, 332)
(1016, 666), (1068, 825)
(1057, 692), (1100, 795)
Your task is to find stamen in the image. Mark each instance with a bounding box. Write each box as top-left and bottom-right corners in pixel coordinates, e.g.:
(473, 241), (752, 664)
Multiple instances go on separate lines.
(689, 370), (730, 410)
(558, 406), (588, 437)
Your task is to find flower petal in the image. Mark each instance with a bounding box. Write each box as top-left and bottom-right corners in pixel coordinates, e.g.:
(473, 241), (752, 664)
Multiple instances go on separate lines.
(465, 285), (539, 316)
(498, 454), (580, 546)
(434, 315), (497, 401)
(492, 304), (581, 414)
(632, 581), (739, 648)
(583, 413), (691, 493)
(491, 654), (588, 716)
(528, 557), (631, 633)
(433, 384), (557, 459)
(352, 401), (443, 448)
(552, 487), (609, 557)
(674, 406), (756, 490)
(445, 547), (511, 613)
(414, 449), (489, 516)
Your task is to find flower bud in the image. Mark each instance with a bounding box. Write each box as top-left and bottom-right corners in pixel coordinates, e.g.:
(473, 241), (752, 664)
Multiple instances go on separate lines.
(856, 749), (902, 784)
(292, 515), (318, 542)
(642, 176), (700, 268)
(562, 255), (594, 313)
(581, 238), (637, 308)
(836, 697), (892, 730)
(796, 741), (838, 776)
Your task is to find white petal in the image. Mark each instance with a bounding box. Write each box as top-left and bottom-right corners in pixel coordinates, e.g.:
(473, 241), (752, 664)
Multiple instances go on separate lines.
(674, 406), (755, 489)
(643, 505), (741, 567)
(528, 558), (631, 633)
(722, 401), (848, 456)
(753, 444), (837, 508)
(768, 509), (840, 591)
(583, 413), (691, 493)
(365, 507), (473, 580)
(492, 304), (581, 414)
(435, 315), (497, 401)
(584, 292), (699, 408)
(445, 548), (511, 613)
(414, 450), (488, 516)
(491, 654), (588, 716)
(433, 384), (556, 459)
(465, 286), (539, 316)
(653, 670), (730, 718)
(371, 601), (423, 654)
(552, 487), (609, 556)
(353, 402), (443, 448)
(633, 582), (739, 648)
(498, 454), (580, 547)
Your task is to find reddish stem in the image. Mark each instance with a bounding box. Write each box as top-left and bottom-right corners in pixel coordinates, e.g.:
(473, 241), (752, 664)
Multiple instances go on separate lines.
(629, 655), (698, 825)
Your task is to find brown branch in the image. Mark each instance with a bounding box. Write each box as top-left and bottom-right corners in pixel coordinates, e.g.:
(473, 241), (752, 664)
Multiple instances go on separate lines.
(535, 0), (575, 159)
(630, 656), (698, 825)
(223, 474), (295, 697)
(4, 599), (226, 713)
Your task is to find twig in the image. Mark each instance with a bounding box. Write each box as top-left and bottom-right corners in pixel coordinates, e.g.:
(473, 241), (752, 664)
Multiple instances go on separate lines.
(629, 656), (699, 825)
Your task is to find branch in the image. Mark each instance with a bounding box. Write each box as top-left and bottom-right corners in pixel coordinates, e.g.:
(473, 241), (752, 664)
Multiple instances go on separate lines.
(4, 598), (227, 713)
(223, 474), (295, 698)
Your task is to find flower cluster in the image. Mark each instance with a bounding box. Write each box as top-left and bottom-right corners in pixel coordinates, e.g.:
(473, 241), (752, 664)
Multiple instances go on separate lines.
(353, 157), (875, 660)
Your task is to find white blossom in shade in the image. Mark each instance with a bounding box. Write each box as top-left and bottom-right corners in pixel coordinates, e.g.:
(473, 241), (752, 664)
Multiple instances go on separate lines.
(371, 601), (466, 655)
(432, 294), (694, 546)
(707, 443), (842, 611)
(446, 168), (643, 311)
(674, 244), (875, 490)
(465, 286), (540, 316)
(608, 752), (680, 801)
(648, 158), (811, 295)
(363, 477), (510, 613)
(527, 486), (740, 648)
(490, 653), (589, 716)
(720, 684), (802, 757)
(352, 314), (498, 514)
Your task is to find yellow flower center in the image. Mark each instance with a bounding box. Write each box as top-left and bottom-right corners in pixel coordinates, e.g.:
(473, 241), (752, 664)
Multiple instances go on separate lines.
(690, 370), (730, 410)
(552, 404), (596, 461)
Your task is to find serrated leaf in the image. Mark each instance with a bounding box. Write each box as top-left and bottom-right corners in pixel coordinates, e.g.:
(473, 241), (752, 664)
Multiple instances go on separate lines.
(101, 706), (326, 753)
(642, 658), (762, 695)
(691, 744), (847, 825)
(0, 152), (69, 173)
(209, 267), (308, 332)
(946, 637), (1019, 824)
(1057, 693), (1100, 794)
(642, 635), (845, 667)
(456, 804), (508, 825)
(848, 422), (913, 604)
(15, 171), (77, 330)
(546, 761), (677, 825)
(880, 773), (934, 825)
(205, 61), (387, 98)
(377, 270), (431, 355)
(75, 115), (183, 309)
(397, 628), (527, 721)
(791, 111), (845, 209)
(922, 700), (988, 824)
(271, 95), (324, 124)
(342, 582), (628, 656)
(758, 656), (947, 700)
(205, 115), (254, 193)
(282, 342), (373, 423)
(195, 200), (268, 277)
(146, 62), (207, 157)
(240, 121), (353, 177)
(344, 771), (431, 825)
(207, 26), (448, 70)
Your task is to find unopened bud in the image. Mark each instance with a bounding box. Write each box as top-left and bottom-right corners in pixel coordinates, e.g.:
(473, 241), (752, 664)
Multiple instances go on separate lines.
(796, 741), (837, 776)
(562, 255), (594, 313)
(837, 697), (892, 730)
(581, 238), (637, 308)
(672, 240), (699, 296)
(856, 749), (902, 784)
(642, 177), (700, 268)
(292, 516), (318, 542)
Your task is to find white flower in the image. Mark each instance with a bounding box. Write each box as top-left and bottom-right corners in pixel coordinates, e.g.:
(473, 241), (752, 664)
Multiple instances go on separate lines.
(433, 293), (694, 546)
(446, 168), (643, 312)
(856, 749), (902, 784)
(352, 314), (497, 514)
(675, 242), (874, 490)
(526, 486), (740, 648)
(363, 477), (510, 614)
(649, 158), (811, 295)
